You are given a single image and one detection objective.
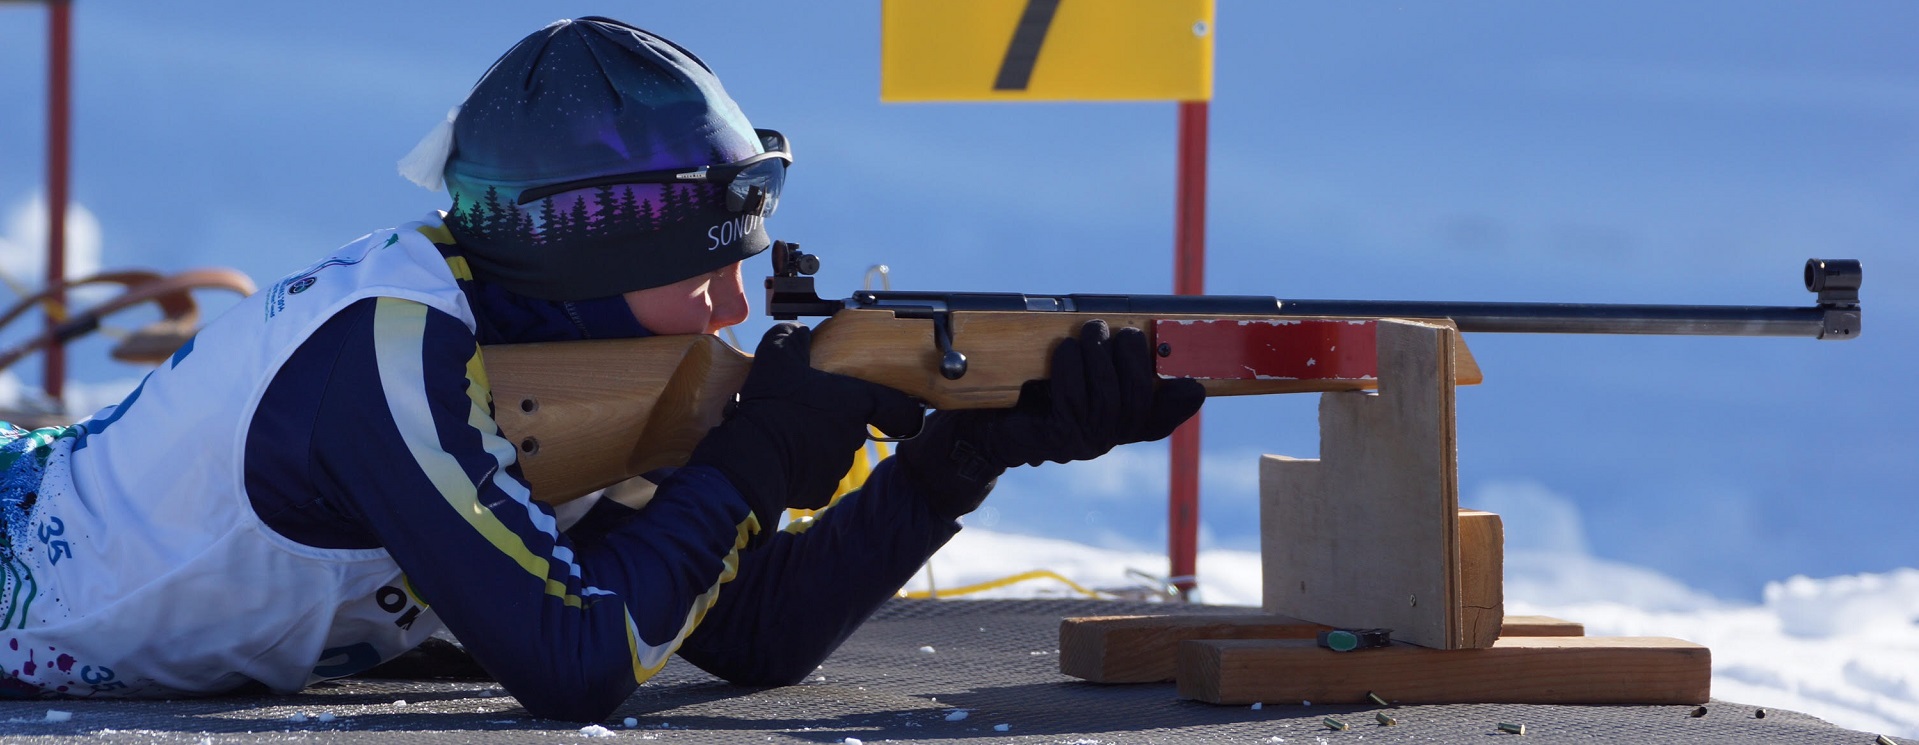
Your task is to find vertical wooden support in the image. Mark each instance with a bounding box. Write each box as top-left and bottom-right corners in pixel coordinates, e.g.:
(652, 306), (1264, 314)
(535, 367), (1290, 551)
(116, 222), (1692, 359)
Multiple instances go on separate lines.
(1458, 510), (1505, 648)
(1260, 320), (1470, 649)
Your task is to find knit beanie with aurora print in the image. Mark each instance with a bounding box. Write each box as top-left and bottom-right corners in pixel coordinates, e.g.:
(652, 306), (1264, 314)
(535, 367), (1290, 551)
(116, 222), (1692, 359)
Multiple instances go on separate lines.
(407, 17), (772, 301)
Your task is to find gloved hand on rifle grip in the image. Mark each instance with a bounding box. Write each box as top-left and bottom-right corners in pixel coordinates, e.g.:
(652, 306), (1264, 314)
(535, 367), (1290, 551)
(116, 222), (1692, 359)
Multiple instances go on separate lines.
(689, 323), (923, 540)
(898, 319), (1206, 520)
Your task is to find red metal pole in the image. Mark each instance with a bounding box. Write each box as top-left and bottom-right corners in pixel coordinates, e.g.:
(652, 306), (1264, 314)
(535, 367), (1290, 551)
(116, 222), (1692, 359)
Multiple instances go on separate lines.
(45, 0), (72, 405)
(1169, 100), (1208, 598)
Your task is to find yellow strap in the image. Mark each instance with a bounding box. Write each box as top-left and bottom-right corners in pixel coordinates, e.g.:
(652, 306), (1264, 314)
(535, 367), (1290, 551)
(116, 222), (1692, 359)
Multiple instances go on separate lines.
(899, 569), (1107, 600)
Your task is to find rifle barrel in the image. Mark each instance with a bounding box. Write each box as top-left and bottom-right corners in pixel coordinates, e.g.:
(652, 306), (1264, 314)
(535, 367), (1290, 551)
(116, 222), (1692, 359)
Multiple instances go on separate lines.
(847, 292), (1854, 339)
(800, 256), (1860, 340)
(1273, 299), (1831, 338)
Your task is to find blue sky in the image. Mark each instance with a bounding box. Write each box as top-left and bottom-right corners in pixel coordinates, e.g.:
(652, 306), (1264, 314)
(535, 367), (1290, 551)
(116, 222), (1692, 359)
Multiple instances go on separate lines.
(1, 1), (1913, 599)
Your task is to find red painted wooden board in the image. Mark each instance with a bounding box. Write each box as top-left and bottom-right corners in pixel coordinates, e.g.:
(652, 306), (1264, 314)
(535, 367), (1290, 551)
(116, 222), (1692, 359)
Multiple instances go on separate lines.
(1153, 319), (1378, 381)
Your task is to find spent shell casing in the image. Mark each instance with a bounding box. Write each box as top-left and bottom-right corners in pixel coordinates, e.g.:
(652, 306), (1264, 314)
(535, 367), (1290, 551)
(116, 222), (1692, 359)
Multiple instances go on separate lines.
(1497, 722), (1526, 735)
(1323, 717), (1350, 731)
(1874, 735), (1895, 745)
(1367, 691), (1389, 707)
(1375, 712), (1398, 726)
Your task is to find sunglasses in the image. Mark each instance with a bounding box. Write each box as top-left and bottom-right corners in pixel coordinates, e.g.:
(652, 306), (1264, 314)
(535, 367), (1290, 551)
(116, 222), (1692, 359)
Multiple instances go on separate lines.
(516, 129), (790, 216)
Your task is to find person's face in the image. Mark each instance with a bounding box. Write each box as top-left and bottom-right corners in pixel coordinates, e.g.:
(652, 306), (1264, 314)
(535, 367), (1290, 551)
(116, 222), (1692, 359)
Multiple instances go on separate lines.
(621, 261), (750, 335)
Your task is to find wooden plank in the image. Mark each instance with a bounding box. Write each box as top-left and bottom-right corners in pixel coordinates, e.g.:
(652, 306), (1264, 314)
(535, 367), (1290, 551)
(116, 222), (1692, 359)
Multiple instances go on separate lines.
(1502, 615), (1585, 637)
(1261, 320), (1464, 649)
(1060, 612), (1587, 684)
(1458, 510), (1504, 648)
(1177, 637), (1710, 705)
(1059, 614), (1328, 683)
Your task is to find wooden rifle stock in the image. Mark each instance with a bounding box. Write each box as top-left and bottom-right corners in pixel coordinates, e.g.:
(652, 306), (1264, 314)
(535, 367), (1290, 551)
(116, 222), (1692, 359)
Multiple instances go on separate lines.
(485, 309), (1483, 505)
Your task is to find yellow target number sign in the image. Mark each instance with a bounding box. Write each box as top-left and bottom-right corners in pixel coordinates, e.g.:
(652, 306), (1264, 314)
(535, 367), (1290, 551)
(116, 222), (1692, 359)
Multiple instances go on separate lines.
(881, 0), (1214, 102)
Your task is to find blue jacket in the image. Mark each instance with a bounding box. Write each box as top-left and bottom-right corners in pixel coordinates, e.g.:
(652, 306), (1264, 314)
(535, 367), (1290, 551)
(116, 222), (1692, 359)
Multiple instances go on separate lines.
(244, 237), (960, 721)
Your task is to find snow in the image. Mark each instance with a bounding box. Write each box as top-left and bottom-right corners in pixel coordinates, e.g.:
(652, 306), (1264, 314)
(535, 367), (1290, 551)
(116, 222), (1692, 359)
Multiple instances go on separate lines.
(943, 710), (968, 722)
(578, 724), (615, 737)
(0, 196), (145, 420)
(0, 195), (104, 293)
(43, 710), (72, 722)
(0, 369), (141, 422)
(930, 527), (1919, 738)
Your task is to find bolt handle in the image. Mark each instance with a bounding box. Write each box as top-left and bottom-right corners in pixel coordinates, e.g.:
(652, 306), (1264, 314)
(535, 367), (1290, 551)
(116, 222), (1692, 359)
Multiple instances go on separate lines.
(932, 314), (968, 380)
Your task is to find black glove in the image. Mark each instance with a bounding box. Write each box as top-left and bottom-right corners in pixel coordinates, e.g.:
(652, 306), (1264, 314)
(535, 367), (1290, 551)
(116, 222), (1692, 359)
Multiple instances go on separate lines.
(897, 319), (1206, 520)
(689, 323), (923, 538)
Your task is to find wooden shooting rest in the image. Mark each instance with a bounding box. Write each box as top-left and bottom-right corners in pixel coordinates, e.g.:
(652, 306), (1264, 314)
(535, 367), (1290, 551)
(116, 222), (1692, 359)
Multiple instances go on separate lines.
(1057, 319), (1711, 706)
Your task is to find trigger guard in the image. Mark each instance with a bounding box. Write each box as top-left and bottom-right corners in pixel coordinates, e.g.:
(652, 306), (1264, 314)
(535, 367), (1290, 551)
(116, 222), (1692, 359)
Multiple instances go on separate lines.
(869, 400), (930, 442)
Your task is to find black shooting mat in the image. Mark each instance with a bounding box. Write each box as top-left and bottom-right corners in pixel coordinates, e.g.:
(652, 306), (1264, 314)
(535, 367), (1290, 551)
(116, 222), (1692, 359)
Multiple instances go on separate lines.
(0, 599), (1898, 744)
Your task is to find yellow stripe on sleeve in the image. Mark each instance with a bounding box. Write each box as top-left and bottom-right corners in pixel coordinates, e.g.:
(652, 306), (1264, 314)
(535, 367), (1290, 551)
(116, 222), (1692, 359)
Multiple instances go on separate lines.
(371, 298), (581, 608)
(443, 255), (474, 281)
(413, 222), (469, 279)
(415, 222), (456, 246)
(620, 516), (754, 684)
(371, 297), (755, 683)
(463, 345), (491, 413)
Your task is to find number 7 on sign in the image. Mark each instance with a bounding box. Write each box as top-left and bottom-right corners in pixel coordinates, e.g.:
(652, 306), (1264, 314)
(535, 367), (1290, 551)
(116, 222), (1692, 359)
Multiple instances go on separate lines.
(880, 0), (1212, 103)
(994, 0), (1060, 91)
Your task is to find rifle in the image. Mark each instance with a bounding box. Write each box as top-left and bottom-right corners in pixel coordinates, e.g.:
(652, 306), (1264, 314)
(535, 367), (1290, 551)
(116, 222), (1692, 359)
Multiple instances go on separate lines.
(484, 242), (1861, 504)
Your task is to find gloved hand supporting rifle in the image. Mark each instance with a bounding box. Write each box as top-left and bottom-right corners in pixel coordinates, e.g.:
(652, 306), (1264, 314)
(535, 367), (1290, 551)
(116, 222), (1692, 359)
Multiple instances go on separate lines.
(898, 319), (1207, 520)
(689, 323), (923, 543)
